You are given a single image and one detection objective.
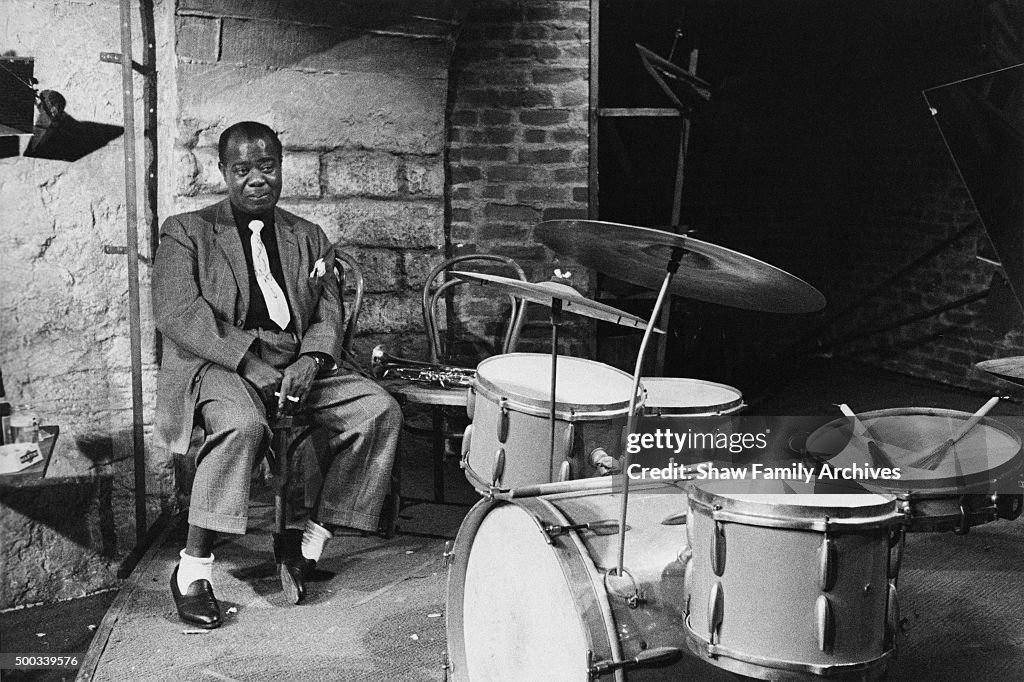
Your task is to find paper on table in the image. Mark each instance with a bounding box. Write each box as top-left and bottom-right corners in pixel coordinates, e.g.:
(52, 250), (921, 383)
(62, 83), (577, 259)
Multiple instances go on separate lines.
(0, 442), (43, 475)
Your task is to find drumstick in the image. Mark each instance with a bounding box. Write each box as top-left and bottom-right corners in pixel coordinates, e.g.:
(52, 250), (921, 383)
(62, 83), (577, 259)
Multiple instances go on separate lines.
(909, 395), (1005, 470)
(835, 403), (896, 468)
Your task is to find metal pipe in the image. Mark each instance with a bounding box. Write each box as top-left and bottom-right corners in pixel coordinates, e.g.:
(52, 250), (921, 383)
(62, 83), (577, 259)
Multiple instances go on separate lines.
(119, 0), (147, 546)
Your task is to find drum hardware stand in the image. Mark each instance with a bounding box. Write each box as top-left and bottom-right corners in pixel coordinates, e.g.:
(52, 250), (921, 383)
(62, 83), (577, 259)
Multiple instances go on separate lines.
(548, 297), (564, 481)
(614, 247), (684, 576)
(588, 646), (683, 678)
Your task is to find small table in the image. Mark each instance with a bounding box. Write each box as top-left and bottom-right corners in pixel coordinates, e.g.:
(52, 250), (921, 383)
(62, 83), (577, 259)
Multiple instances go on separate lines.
(0, 426), (59, 487)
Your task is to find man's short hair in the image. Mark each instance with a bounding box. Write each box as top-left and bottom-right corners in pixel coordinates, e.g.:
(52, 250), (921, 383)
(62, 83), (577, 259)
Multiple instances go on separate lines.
(218, 121), (282, 162)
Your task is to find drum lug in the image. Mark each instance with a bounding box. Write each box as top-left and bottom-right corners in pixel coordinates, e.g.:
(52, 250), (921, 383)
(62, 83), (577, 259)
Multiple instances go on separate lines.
(711, 520), (726, 577)
(557, 459), (572, 482)
(497, 399), (509, 444)
(441, 651), (451, 682)
(708, 581), (724, 646)
(442, 541), (454, 569)
(888, 525), (905, 581)
(563, 423), (576, 460)
(955, 496), (972, 535)
(996, 493), (1023, 520)
(460, 424), (473, 468)
(818, 536), (837, 592)
(815, 594), (835, 653)
(886, 581), (901, 647)
(465, 386), (475, 421)
(588, 647), (682, 678)
(660, 512), (687, 526)
(491, 448), (505, 488)
(544, 519), (620, 539)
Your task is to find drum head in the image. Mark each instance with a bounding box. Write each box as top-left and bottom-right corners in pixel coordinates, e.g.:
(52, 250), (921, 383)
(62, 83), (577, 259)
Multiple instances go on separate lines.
(448, 502), (602, 682)
(641, 377), (744, 416)
(690, 480), (898, 524)
(807, 407), (1023, 491)
(475, 353), (638, 415)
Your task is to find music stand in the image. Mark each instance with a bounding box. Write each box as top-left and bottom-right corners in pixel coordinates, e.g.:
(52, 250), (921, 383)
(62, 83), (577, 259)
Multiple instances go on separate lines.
(636, 43), (713, 113)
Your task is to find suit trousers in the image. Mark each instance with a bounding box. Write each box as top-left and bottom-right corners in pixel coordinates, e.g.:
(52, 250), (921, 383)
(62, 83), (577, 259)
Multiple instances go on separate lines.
(189, 328), (402, 534)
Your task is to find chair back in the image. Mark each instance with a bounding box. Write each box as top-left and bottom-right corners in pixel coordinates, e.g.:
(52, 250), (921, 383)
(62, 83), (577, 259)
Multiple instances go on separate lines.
(423, 254), (528, 366)
(333, 247), (364, 355)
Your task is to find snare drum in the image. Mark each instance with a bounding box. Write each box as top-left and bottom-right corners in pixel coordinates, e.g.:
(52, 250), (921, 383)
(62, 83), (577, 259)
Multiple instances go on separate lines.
(463, 353), (641, 493)
(806, 408), (1024, 533)
(446, 477), (691, 682)
(641, 377), (745, 418)
(683, 483), (903, 680)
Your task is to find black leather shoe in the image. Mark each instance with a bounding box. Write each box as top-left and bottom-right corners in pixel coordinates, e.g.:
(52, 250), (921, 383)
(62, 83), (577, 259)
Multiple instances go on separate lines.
(170, 566), (221, 629)
(279, 556), (316, 605)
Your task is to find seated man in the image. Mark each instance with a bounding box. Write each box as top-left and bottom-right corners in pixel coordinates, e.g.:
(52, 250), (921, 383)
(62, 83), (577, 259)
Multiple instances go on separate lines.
(153, 121), (402, 628)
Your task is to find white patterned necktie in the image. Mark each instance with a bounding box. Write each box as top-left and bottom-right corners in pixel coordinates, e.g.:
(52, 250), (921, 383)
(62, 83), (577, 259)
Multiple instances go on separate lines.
(248, 220), (291, 330)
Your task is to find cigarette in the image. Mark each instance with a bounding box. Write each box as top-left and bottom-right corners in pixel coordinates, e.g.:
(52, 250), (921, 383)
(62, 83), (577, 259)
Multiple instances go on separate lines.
(273, 392), (300, 403)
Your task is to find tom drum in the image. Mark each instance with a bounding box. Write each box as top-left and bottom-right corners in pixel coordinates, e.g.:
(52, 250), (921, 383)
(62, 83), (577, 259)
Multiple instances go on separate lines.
(462, 353), (642, 494)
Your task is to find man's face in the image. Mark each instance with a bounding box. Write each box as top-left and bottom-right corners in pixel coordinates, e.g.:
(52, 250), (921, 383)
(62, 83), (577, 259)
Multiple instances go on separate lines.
(219, 133), (282, 215)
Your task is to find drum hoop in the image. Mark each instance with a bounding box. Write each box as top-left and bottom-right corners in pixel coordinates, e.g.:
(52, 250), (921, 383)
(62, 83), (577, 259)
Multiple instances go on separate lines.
(445, 495), (622, 681)
(684, 621), (895, 678)
(474, 353), (642, 420)
(641, 378), (745, 416)
(689, 487), (903, 531)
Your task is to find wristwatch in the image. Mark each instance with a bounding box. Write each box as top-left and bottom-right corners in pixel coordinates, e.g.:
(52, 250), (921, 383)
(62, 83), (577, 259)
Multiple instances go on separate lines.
(306, 353), (326, 369)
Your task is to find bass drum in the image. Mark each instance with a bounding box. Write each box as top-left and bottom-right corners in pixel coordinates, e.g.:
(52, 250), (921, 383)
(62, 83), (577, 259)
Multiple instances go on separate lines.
(445, 477), (698, 682)
(463, 353), (641, 494)
(806, 407), (1024, 532)
(683, 483), (904, 680)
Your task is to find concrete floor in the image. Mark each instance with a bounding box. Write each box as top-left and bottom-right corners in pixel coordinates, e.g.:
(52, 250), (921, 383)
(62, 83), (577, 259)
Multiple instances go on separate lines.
(5, 358), (1024, 681)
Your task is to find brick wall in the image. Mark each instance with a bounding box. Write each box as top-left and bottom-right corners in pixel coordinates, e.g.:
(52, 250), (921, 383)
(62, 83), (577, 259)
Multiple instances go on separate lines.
(447, 0), (594, 358)
(825, 102), (1024, 395)
(172, 0), (454, 364)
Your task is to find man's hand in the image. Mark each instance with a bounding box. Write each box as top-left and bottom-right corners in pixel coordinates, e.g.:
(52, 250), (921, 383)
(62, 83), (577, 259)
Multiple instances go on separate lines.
(237, 351), (283, 407)
(277, 355), (320, 415)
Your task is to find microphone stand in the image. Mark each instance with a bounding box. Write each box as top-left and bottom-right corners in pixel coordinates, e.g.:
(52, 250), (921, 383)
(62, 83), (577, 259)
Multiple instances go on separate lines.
(614, 248), (683, 576)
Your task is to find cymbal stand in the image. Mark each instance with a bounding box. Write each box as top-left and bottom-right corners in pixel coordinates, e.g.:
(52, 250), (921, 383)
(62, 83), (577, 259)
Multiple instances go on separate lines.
(615, 248), (684, 576)
(548, 299), (563, 479)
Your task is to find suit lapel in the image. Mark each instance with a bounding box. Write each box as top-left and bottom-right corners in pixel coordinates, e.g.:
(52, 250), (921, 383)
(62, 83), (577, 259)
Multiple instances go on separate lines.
(212, 200), (250, 315)
(275, 208), (305, 332)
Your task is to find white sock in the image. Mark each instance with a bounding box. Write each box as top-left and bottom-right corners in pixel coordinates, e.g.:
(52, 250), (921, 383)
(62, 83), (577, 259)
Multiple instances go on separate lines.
(301, 519), (332, 562)
(177, 549), (214, 593)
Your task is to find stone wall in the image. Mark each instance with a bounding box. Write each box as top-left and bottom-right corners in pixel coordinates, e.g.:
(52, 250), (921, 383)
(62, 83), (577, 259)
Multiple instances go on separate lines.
(447, 0), (593, 357)
(0, 0), (459, 608)
(0, 0), (174, 608)
(171, 0), (454, 363)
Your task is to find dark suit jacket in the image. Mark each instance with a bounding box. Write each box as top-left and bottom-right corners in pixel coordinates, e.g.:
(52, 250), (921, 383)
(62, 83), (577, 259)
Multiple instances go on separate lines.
(153, 199), (342, 454)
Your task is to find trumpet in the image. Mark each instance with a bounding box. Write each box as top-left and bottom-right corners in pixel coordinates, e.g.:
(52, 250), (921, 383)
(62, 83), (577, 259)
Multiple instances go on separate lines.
(370, 345), (477, 389)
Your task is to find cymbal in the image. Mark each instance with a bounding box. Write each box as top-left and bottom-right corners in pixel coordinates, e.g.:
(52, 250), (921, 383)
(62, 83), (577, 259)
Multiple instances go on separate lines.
(534, 220), (827, 313)
(450, 271), (663, 333)
(976, 356), (1024, 387)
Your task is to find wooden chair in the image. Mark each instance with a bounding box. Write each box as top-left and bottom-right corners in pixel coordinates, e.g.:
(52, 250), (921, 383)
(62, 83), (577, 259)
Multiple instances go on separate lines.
(381, 254), (527, 503)
(265, 247), (377, 550)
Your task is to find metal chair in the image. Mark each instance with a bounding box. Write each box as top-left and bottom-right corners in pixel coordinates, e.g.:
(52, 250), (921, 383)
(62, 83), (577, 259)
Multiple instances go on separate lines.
(381, 254), (528, 503)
